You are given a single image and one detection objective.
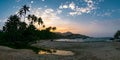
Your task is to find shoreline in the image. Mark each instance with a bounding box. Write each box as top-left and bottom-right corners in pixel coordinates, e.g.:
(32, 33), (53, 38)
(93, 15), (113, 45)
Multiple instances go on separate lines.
(0, 40), (120, 60)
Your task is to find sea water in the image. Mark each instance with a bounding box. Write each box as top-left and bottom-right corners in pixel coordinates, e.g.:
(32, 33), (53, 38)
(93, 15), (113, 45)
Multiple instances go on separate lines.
(55, 38), (112, 42)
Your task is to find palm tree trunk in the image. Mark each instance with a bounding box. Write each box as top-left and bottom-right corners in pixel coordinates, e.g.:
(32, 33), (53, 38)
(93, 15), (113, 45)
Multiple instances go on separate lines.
(24, 14), (25, 22)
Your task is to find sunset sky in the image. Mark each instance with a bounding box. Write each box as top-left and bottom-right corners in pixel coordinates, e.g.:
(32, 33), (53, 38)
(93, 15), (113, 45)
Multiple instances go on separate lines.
(0, 0), (120, 37)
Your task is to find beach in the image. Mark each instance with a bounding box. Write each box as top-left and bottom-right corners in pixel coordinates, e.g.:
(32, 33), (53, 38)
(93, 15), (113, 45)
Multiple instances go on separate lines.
(0, 40), (120, 60)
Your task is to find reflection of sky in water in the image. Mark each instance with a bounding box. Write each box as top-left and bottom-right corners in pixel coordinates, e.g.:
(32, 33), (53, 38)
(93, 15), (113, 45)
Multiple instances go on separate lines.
(39, 49), (74, 56)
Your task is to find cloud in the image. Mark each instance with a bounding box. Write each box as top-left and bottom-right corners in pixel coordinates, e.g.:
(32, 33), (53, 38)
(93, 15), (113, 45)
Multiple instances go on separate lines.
(45, 8), (54, 13)
(57, 9), (62, 14)
(69, 12), (80, 16)
(30, 8), (77, 32)
(31, 1), (34, 3)
(85, 0), (94, 7)
(60, 5), (68, 9)
(59, 5), (63, 9)
(31, 8), (60, 25)
(69, 2), (75, 10)
(42, 0), (45, 2)
(0, 19), (7, 30)
(59, 0), (98, 16)
(0, 20), (6, 23)
(71, 0), (95, 15)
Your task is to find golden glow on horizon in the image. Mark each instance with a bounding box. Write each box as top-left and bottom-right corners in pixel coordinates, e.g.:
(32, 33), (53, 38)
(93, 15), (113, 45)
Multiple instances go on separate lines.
(31, 8), (105, 36)
(55, 27), (69, 32)
(34, 17), (102, 36)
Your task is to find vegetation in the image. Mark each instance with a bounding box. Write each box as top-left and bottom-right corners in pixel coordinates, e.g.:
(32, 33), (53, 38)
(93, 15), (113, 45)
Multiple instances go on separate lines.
(0, 5), (57, 53)
(0, 5), (89, 53)
(114, 30), (120, 39)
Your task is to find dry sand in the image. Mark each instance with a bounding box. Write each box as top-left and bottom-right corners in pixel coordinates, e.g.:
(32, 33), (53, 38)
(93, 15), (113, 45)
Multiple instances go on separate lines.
(0, 40), (120, 60)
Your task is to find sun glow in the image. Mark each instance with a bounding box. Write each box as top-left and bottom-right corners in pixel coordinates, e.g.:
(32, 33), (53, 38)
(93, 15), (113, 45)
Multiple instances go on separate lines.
(30, 8), (72, 32)
(29, 6), (114, 37)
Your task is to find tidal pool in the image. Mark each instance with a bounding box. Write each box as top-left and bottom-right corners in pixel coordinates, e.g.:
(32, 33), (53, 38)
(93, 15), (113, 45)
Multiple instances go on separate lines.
(38, 49), (74, 56)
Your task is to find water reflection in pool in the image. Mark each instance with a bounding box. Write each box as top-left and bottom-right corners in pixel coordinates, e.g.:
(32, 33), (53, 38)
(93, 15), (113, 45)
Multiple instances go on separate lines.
(38, 49), (74, 56)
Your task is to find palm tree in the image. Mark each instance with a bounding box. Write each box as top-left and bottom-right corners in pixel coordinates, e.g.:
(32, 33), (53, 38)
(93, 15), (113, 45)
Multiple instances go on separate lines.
(27, 14), (44, 29)
(32, 15), (37, 23)
(22, 5), (30, 15)
(37, 17), (44, 30)
(52, 27), (56, 31)
(43, 25), (45, 28)
(27, 15), (31, 20)
(46, 27), (52, 32)
(38, 17), (43, 25)
(18, 5), (30, 21)
(22, 5), (30, 22)
(18, 9), (24, 17)
(27, 14), (37, 25)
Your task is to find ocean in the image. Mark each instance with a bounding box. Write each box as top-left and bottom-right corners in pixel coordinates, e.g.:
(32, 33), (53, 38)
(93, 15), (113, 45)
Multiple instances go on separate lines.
(55, 38), (112, 42)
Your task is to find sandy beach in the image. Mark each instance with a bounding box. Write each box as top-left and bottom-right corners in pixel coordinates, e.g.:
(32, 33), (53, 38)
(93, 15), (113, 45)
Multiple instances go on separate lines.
(0, 40), (120, 60)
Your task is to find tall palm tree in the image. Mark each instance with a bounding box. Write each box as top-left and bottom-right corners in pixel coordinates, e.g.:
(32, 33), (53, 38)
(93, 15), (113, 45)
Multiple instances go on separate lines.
(18, 5), (30, 21)
(18, 9), (24, 17)
(27, 15), (44, 25)
(27, 14), (37, 25)
(22, 5), (30, 22)
(32, 15), (37, 23)
(27, 14), (44, 30)
(27, 15), (31, 21)
(38, 17), (43, 25)
(38, 17), (44, 29)
(22, 5), (30, 15)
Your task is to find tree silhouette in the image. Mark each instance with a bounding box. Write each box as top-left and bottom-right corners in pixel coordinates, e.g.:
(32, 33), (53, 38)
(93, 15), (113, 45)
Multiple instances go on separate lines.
(46, 27), (52, 32)
(38, 17), (43, 25)
(3, 15), (21, 32)
(19, 22), (27, 32)
(28, 14), (37, 24)
(22, 5), (30, 15)
(38, 17), (44, 29)
(52, 27), (56, 31)
(0, 5), (58, 52)
(114, 30), (120, 39)
(27, 14), (44, 29)
(18, 5), (29, 21)
(43, 25), (45, 28)
(2, 15), (25, 46)
(18, 9), (24, 17)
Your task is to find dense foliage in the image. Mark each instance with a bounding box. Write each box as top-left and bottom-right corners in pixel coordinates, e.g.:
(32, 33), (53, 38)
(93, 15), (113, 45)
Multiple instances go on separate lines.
(114, 30), (120, 39)
(0, 5), (57, 52)
(0, 5), (92, 53)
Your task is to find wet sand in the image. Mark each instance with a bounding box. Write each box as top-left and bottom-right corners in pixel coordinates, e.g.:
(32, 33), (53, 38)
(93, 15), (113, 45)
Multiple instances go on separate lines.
(0, 40), (120, 60)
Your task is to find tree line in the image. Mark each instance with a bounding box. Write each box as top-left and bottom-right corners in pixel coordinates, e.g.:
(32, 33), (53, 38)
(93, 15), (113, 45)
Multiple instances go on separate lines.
(0, 5), (119, 52)
(0, 5), (57, 52)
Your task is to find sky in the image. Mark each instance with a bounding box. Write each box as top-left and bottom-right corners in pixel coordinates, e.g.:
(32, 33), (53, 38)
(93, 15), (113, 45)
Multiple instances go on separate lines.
(0, 0), (120, 37)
